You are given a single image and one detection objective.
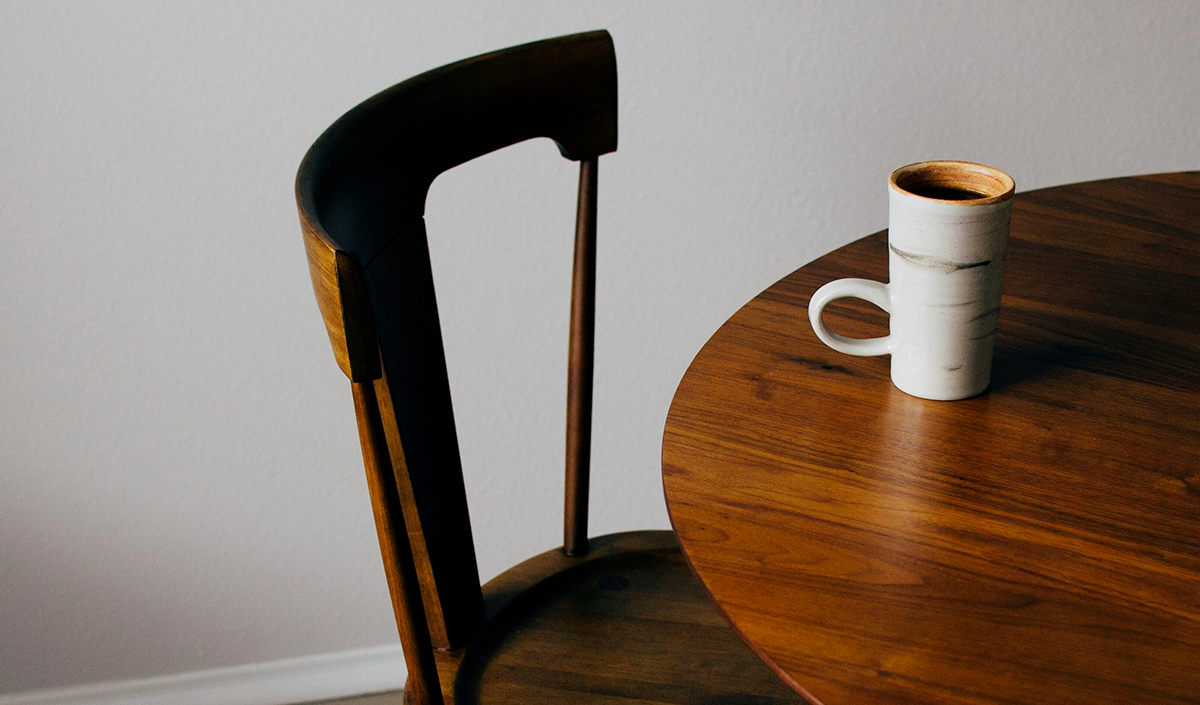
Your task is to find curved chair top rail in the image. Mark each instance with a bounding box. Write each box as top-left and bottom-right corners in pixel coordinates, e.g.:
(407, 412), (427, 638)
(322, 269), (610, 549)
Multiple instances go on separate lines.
(297, 29), (616, 274)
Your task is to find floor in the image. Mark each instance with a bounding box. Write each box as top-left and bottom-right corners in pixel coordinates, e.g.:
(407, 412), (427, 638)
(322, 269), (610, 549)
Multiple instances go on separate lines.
(302, 691), (402, 705)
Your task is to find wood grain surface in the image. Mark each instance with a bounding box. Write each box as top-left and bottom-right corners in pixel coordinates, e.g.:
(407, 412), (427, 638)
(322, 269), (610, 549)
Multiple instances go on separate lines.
(662, 173), (1200, 705)
(422, 532), (799, 705)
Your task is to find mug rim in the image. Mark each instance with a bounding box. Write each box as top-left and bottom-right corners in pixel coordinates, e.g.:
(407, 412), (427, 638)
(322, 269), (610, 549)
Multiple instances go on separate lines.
(889, 160), (1015, 206)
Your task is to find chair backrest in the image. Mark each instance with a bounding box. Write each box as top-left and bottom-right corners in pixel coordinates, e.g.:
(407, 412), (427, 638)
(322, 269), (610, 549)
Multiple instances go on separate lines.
(295, 30), (617, 659)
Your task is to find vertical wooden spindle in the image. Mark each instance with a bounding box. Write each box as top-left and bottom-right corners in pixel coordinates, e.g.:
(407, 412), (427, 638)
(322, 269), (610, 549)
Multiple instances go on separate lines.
(564, 158), (597, 557)
(352, 381), (445, 705)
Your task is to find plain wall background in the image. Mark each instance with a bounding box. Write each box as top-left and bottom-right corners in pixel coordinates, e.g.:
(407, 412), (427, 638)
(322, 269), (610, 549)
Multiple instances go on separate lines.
(1, 0), (1197, 696)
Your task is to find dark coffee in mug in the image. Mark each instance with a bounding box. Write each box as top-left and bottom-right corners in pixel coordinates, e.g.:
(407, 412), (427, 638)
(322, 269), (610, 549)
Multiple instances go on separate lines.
(890, 161), (1011, 203)
(904, 185), (988, 200)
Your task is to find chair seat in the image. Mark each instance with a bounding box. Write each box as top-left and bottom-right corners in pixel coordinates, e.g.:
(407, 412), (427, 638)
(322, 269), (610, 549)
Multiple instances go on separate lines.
(418, 531), (800, 705)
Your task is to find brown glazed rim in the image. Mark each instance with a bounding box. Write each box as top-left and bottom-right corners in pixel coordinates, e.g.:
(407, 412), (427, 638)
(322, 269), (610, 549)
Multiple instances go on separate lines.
(889, 160), (1015, 205)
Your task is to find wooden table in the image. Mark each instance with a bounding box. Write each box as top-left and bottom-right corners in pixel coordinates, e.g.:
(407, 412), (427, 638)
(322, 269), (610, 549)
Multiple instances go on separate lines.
(661, 173), (1200, 705)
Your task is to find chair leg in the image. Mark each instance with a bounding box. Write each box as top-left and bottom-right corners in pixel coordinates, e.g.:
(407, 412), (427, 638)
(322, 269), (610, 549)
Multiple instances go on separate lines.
(353, 382), (445, 705)
(564, 158), (597, 557)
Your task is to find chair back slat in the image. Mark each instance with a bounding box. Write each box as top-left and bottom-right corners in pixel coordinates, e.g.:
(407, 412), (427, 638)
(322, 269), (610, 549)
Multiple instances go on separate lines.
(296, 31), (617, 650)
(365, 218), (482, 647)
(297, 30), (617, 268)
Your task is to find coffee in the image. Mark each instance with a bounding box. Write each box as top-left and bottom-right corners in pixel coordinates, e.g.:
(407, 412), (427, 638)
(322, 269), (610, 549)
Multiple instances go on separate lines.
(904, 184), (988, 201)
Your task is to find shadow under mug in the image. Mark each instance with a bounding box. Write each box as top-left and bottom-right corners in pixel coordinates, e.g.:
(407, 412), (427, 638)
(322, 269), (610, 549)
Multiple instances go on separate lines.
(808, 161), (1016, 400)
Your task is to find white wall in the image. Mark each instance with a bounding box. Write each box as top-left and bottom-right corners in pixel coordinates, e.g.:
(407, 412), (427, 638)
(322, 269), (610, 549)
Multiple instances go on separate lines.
(1, 0), (1196, 697)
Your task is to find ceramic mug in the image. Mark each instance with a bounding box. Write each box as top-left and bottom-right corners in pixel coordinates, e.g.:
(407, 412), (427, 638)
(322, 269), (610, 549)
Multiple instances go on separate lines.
(808, 161), (1015, 400)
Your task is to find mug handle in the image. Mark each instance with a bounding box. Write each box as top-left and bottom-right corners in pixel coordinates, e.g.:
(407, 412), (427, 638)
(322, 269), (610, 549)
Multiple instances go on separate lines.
(808, 278), (892, 356)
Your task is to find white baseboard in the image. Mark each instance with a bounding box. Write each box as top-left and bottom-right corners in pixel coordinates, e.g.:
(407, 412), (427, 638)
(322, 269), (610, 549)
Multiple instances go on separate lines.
(0, 644), (406, 705)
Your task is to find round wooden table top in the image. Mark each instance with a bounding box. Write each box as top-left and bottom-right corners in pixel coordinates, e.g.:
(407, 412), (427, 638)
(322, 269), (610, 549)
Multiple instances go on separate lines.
(661, 172), (1200, 705)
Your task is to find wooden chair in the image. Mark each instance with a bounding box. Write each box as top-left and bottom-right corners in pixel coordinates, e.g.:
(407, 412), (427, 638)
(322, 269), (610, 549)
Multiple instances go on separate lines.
(295, 31), (798, 705)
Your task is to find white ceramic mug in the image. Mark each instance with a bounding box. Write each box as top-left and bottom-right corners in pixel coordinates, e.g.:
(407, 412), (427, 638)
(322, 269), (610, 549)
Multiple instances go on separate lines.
(809, 161), (1015, 400)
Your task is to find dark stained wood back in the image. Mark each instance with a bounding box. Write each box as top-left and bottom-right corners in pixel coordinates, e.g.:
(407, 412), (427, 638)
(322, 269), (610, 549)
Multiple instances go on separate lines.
(295, 31), (617, 654)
